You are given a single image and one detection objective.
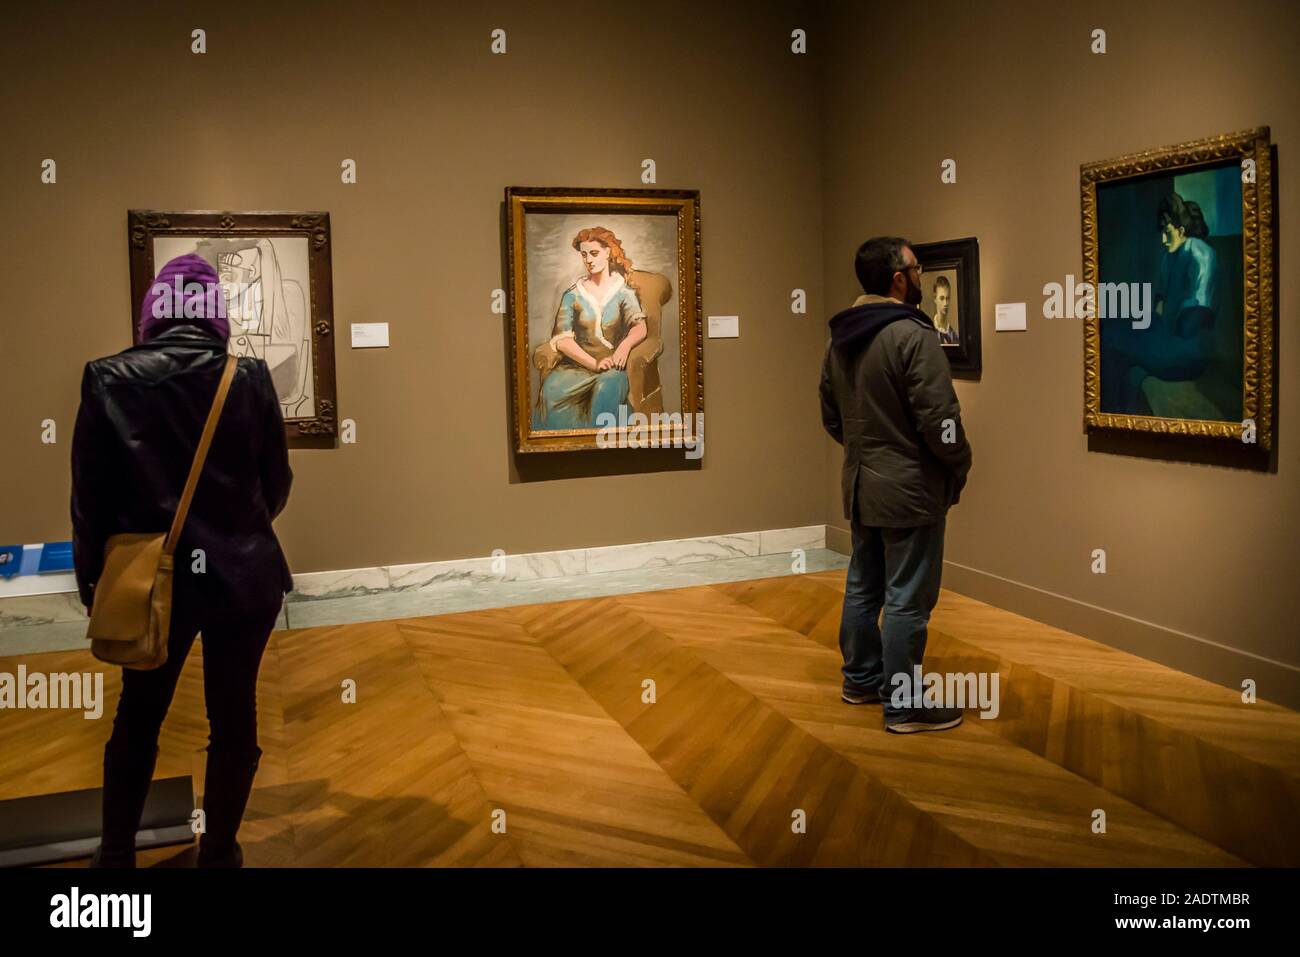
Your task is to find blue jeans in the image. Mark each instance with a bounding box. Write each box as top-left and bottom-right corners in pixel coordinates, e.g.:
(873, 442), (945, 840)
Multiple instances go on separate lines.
(839, 518), (946, 719)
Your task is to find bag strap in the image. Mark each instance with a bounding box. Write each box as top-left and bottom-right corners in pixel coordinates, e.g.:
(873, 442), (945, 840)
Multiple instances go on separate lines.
(164, 355), (238, 555)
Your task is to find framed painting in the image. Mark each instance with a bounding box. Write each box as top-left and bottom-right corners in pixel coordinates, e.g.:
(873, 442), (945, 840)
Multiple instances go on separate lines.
(505, 186), (704, 453)
(912, 237), (981, 377)
(127, 210), (338, 446)
(1081, 127), (1274, 449)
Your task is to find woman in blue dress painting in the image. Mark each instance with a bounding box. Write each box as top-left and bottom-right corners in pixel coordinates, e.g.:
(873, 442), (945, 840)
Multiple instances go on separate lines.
(1103, 192), (1220, 414)
(533, 226), (648, 430)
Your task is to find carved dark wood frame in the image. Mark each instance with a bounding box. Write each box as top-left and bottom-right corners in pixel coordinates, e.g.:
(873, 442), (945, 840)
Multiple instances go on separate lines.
(127, 209), (338, 447)
(911, 236), (981, 378)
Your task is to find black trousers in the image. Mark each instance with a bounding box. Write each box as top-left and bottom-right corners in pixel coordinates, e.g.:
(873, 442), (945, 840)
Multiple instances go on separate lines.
(106, 597), (280, 762)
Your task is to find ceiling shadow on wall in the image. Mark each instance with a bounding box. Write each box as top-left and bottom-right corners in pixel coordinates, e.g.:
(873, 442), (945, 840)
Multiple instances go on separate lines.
(294, 434), (336, 451)
(1086, 431), (1275, 473)
(497, 202), (702, 484)
(509, 443), (703, 483)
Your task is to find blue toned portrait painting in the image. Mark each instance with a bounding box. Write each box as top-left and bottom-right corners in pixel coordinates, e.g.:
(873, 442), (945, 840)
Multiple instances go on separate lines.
(1096, 162), (1244, 421)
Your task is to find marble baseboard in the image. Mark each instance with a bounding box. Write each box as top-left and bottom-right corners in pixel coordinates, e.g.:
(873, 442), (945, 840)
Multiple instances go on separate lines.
(0, 592), (87, 628)
(825, 523), (852, 555)
(759, 525), (825, 555)
(282, 548), (849, 631)
(385, 547), (587, 592)
(0, 621), (94, 658)
(0, 601), (291, 646)
(291, 550), (589, 600)
(3, 550), (848, 655)
(586, 533), (760, 575)
(0, 571), (78, 600)
(0, 525), (827, 627)
(288, 525), (826, 602)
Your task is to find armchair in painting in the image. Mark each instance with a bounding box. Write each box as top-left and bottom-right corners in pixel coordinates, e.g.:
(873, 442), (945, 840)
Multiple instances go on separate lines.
(531, 269), (670, 427)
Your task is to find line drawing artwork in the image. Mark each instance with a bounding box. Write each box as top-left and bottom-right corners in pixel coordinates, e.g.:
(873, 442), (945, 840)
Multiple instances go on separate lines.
(154, 235), (315, 420)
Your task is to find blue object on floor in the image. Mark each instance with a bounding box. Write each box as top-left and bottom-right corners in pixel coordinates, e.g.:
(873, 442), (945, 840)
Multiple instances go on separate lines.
(0, 542), (75, 578)
(37, 541), (74, 573)
(18, 547), (42, 576)
(0, 546), (20, 579)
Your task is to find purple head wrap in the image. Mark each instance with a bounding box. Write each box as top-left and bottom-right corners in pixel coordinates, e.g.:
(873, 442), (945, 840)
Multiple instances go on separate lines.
(138, 254), (230, 342)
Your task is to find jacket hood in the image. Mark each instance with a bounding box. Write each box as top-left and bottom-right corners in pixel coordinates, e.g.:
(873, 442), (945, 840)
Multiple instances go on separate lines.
(829, 294), (934, 351)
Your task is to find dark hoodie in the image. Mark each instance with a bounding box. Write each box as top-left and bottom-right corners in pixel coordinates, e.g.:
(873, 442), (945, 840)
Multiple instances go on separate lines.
(820, 295), (972, 527)
(829, 296), (932, 353)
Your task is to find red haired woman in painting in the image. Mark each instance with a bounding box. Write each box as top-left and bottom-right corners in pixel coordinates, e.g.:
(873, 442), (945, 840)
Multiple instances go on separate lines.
(532, 227), (648, 429)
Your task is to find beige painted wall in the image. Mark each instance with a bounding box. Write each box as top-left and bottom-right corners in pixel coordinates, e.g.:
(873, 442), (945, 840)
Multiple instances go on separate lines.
(0, 1), (828, 574)
(3, 1), (1295, 698)
(821, 0), (1300, 693)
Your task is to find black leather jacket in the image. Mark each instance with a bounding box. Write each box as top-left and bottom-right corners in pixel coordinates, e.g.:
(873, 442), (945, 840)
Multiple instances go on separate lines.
(71, 324), (293, 617)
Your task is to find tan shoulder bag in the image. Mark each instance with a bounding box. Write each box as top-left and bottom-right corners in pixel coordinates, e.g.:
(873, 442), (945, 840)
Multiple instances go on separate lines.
(88, 355), (238, 670)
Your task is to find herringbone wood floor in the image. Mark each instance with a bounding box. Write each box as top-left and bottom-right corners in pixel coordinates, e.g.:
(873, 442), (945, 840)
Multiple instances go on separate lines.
(5, 570), (1297, 867)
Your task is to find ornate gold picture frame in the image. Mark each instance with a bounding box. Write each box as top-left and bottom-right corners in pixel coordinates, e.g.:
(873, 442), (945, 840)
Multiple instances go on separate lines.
(1080, 127), (1273, 449)
(505, 186), (704, 453)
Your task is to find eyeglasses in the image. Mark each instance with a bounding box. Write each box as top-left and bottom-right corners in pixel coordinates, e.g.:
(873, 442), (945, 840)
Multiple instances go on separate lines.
(899, 262), (923, 275)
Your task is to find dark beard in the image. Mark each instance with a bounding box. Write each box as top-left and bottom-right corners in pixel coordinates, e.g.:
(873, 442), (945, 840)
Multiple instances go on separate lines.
(905, 274), (923, 305)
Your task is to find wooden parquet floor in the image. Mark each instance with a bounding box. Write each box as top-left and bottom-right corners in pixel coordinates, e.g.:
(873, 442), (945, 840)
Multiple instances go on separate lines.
(4, 570), (1296, 867)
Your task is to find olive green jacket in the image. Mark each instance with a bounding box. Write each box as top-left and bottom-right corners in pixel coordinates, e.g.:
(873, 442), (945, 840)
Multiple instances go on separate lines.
(820, 294), (972, 527)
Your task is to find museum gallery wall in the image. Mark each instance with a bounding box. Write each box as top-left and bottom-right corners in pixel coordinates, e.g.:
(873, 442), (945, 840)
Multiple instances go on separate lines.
(1, 0), (1295, 692)
(0, 2), (828, 574)
(820, 0), (1297, 689)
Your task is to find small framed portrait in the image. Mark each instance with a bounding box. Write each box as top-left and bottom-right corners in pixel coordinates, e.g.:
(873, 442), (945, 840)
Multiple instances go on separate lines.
(1081, 127), (1274, 448)
(505, 186), (704, 453)
(127, 210), (338, 447)
(912, 237), (981, 377)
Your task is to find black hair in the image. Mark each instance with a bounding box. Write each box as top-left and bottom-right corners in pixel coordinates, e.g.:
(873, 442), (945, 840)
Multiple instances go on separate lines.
(934, 275), (950, 293)
(854, 236), (910, 296)
(1157, 193), (1209, 240)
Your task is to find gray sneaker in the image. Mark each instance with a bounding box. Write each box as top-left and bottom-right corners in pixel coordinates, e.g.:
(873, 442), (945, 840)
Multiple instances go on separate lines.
(885, 706), (963, 734)
(841, 683), (881, 705)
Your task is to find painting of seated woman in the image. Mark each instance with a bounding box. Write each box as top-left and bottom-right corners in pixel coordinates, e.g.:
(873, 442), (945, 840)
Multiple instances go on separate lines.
(1097, 170), (1244, 421)
(1081, 128), (1274, 449)
(506, 188), (704, 453)
(532, 229), (650, 430)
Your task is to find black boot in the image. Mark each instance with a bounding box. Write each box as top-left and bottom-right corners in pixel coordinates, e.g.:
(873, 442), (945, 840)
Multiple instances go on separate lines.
(196, 747), (261, 868)
(90, 743), (159, 868)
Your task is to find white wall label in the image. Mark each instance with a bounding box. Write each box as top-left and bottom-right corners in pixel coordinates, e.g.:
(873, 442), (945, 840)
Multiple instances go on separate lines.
(995, 302), (1027, 332)
(351, 323), (390, 348)
(707, 315), (739, 338)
